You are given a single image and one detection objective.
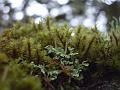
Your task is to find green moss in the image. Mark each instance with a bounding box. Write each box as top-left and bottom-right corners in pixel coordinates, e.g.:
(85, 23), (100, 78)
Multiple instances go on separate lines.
(0, 17), (120, 90)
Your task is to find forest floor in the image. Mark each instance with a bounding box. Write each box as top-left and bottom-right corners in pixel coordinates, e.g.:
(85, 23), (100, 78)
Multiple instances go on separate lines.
(80, 66), (120, 90)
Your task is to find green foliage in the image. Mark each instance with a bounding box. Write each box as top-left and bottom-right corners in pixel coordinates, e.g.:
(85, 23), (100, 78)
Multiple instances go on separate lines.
(45, 45), (88, 80)
(0, 18), (120, 89)
(0, 60), (43, 90)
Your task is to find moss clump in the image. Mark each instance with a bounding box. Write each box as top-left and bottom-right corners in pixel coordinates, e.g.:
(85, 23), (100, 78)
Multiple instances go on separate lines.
(0, 18), (120, 90)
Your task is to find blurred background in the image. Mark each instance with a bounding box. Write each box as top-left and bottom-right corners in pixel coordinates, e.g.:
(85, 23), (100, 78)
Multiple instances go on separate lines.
(0, 0), (120, 32)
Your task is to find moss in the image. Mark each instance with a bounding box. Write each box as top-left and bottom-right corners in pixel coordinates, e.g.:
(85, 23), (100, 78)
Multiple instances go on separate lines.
(0, 17), (120, 90)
